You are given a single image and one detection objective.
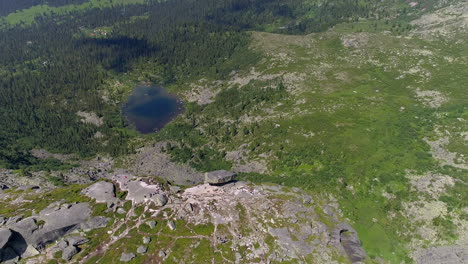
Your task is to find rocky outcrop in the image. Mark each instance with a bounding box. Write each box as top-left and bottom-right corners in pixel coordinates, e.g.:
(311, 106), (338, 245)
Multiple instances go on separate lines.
(330, 223), (367, 263)
(170, 181), (367, 263)
(65, 236), (88, 246)
(62, 245), (79, 261)
(0, 228), (12, 248)
(113, 175), (168, 206)
(0, 202), (108, 262)
(1, 175), (370, 263)
(204, 170), (236, 185)
(0, 228), (17, 263)
(82, 181), (116, 203)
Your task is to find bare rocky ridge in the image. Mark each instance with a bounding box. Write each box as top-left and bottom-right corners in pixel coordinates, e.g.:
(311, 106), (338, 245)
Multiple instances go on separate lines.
(0, 177), (368, 263)
(0, 201), (109, 263)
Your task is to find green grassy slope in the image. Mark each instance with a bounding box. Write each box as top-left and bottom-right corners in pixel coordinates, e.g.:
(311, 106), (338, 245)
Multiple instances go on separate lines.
(152, 3), (468, 261)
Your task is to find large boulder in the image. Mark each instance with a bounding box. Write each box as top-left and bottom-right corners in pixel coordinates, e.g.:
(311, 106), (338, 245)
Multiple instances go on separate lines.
(0, 228), (12, 248)
(152, 194), (168, 206)
(137, 245), (148, 254)
(82, 181), (116, 203)
(120, 252), (136, 262)
(32, 203), (91, 249)
(10, 218), (38, 239)
(205, 170), (237, 185)
(331, 223), (367, 263)
(7, 203), (92, 253)
(65, 236), (88, 246)
(62, 245), (79, 261)
(125, 180), (167, 206)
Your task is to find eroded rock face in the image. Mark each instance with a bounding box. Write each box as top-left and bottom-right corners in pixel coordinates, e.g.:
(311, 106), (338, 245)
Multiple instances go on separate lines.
(204, 170), (237, 185)
(340, 230), (367, 263)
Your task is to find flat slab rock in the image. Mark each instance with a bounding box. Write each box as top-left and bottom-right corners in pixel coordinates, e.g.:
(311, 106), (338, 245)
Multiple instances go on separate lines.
(204, 170), (236, 185)
(82, 181), (116, 203)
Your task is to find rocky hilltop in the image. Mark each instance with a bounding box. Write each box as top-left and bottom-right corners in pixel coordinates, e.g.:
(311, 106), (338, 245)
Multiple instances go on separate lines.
(0, 172), (367, 264)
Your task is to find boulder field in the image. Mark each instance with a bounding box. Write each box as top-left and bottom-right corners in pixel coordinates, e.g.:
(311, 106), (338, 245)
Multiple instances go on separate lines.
(0, 173), (368, 263)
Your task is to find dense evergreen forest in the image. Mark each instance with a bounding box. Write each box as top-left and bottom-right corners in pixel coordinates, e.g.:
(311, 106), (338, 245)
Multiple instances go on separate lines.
(0, 0), (401, 169)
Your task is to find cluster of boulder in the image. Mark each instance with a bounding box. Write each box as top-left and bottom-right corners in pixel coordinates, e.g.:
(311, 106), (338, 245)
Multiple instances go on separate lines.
(119, 222), (159, 262)
(0, 202), (109, 263)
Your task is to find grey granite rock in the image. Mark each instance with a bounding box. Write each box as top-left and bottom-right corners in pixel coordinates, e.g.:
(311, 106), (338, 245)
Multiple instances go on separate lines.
(331, 223), (367, 263)
(31, 203), (91, 249)
(65, 236), (88, 246)
(0, 247), (19, 263)
(146, 220), (156, 229)
(62, 245), (78, 261)
(0, 228), (12, 248)
(120, 252), (136, 262)
(81, 216), (109, 231)
(137, 245), (148, 254)
(10, 218), (38, 239)
(5, 215), (23, 226)
(152, 194), (168, 206)
(205, 170), (236, 185)
(56, 240), (68, 250)
(82, 181), (116, 203)
(167, 220), (176, 231)
(142, 237), (151, 244)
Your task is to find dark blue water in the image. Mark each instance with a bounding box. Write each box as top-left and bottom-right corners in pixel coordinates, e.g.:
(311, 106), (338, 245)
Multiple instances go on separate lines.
(123, 85), (184, 134)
